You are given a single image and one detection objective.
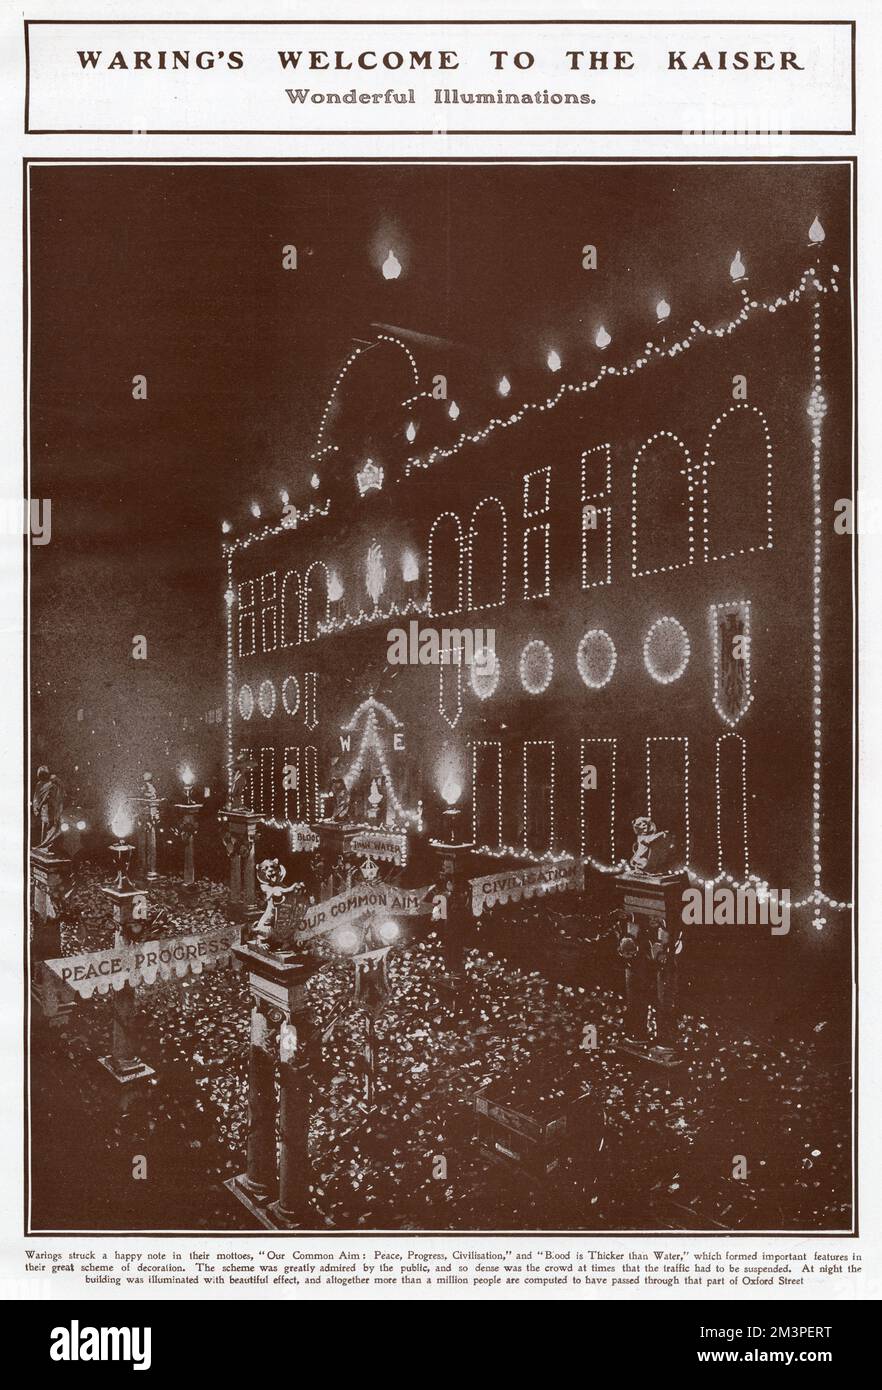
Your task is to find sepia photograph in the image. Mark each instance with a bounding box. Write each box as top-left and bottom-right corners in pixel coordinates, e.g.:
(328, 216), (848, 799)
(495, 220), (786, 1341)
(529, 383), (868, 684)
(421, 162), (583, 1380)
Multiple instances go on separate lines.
(26, 158), (854, 1237)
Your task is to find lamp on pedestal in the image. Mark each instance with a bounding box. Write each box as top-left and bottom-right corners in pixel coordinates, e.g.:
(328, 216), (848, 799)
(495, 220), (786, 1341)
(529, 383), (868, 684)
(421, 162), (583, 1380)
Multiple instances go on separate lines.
(98, 805), (155, 1086)
(430, 779), (473, 1014)
(174, 766), (203, 889)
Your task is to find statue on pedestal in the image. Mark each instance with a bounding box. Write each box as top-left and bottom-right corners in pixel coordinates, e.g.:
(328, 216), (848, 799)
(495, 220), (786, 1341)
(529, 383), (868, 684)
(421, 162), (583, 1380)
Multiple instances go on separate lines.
(251, 858), (300, 951)
(32, 766), (65, 850)
(626, 816), (676, 876)
(230, 750), (256, 812)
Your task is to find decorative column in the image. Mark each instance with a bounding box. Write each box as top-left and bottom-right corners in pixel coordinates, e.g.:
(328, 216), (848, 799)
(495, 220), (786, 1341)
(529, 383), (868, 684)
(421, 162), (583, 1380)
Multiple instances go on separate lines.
(611, 868), (688, 1068)
(131, 798), (162, 882)
(226, 944), (320, 1229)
(97, 841), (155, 1084)
(174, 796), (203, 888)
(98, 942), (155, 1084)
(237, 1003), (278, 1202)
(275, 1019), (315, 1224)
(221, 809), (262, 920)
(430, 839), (473, 1012)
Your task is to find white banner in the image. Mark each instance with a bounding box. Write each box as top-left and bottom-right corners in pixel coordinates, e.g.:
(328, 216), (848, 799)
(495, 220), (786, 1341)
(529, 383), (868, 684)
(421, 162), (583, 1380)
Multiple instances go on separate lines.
(298, 883), (434, 942)
(470, 859), (583, 916)
(43, 925), (239, 999)
(349, 830), (408, 864)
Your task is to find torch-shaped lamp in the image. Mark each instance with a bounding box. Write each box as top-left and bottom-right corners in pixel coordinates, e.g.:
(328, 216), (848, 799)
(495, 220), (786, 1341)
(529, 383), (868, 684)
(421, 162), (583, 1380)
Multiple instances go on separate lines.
(175, 767), (204, 889)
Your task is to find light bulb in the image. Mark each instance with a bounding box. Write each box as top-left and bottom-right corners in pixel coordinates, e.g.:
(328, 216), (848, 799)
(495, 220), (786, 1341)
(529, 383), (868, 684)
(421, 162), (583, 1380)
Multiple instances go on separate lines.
(382, 249), (402, 280)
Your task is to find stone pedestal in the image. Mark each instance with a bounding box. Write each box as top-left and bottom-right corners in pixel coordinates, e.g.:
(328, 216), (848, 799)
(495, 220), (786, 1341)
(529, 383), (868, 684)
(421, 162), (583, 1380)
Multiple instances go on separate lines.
(430, 839), (473, 1013)
(221, 809), (262, 920)
(99, 880), (144, 932)
(174, 801), (203, 888)
(131, 797), (162, 882)
(612, 870), (689, 1066)
(98, 978), (155, 1085)
(30, 848), (74, 1022)
(226, 944), (320, 1229)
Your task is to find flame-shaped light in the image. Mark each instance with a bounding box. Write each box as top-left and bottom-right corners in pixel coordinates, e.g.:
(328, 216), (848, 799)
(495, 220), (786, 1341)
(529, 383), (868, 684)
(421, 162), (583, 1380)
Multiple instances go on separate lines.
(279, 488), (289, 505)
(328, 570), (344, 602)
(221, 519), (231, 534)
(111, 805), (133, 841)
(310, 473), (320, 489)
(382, 249), (402, 280)
(808, 216), (826, 245)
(498, 375), (511, 397)
(656, 299), (671, 322)
(250, 501), (261, 519)
(441, 777), (462, 806)
(402, 549), (419, 582)
(546, 349), (562, 373)
(448, 400), (460, 421)
(729, 249), (747, 282)
(405, 420), (416, 443)
(181, 765), (195, 788)
(595, 325), (611, 349)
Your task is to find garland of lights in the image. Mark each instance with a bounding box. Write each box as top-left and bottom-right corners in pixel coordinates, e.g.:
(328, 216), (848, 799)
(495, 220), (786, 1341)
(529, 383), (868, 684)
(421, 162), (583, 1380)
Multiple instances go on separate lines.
(403, 265), (839, 478)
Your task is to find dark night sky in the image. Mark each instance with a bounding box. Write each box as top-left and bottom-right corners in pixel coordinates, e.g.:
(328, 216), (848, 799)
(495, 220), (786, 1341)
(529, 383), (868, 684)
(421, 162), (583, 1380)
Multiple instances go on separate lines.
(28, 160), (850, 766)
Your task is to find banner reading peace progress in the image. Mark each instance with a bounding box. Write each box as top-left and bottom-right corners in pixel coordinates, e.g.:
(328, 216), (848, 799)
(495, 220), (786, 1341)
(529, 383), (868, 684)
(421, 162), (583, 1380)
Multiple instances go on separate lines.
(298, 884), (435, 942)
(44, 925), (239, 1000)
(470, 860), (583, 916)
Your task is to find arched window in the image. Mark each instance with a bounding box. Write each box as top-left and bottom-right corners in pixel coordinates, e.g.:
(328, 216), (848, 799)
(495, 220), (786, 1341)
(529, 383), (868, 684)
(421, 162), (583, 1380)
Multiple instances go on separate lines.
(702, 404), (773, 561)
(467, 498), (507, 610)
(280, 570), (302, 648)
(427, 512), (464, 616)
(631, 431), (694, 577)
(302, 561), (330, 641)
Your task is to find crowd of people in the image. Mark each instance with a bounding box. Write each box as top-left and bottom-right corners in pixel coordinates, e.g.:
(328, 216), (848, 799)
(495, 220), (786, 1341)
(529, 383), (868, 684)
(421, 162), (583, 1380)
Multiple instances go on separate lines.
(30, 865), (851, 1232)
